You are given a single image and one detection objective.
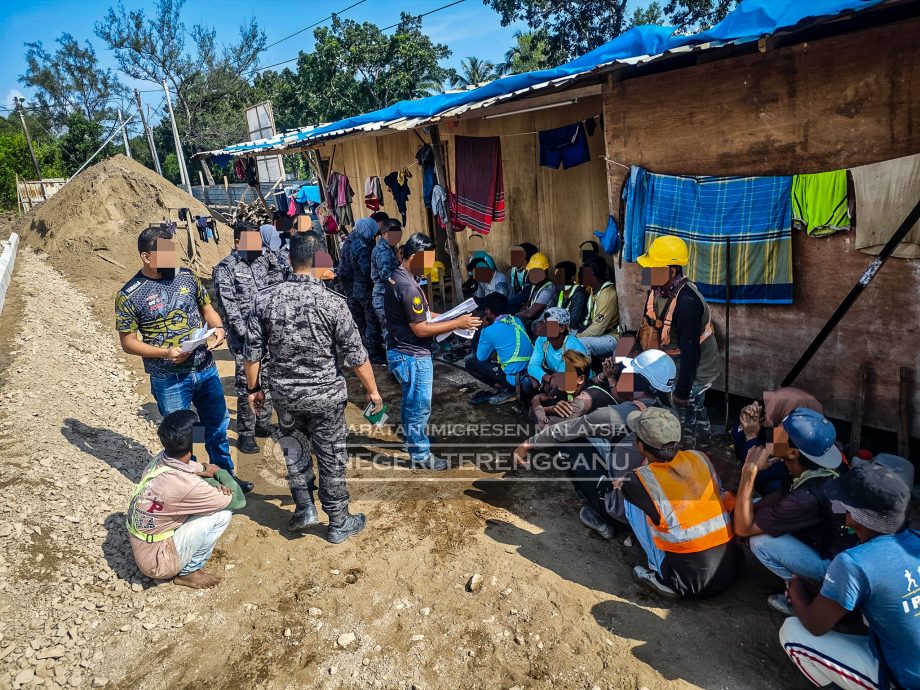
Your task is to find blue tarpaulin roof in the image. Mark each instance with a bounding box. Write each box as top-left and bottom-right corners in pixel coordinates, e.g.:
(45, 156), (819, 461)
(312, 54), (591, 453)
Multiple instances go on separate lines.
(198, 0), (889, 158)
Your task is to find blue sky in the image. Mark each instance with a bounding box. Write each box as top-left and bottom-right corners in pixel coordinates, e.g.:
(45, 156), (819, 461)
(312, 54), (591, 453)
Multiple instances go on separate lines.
(1, 0), (530, 112)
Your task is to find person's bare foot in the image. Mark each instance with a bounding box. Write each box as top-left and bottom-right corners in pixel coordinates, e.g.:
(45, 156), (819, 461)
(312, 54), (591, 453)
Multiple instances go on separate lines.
(173, 570), (221, 589)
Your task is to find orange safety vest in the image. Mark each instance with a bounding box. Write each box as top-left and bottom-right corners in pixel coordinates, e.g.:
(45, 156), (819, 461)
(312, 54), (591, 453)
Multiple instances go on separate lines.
(634, 450), (733, 554)
(643, 281), (713, 356)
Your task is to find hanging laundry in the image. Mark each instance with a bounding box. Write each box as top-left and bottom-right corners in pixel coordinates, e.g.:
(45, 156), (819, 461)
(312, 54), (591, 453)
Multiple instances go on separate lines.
(234, 158), (246, 182)
(244, 157), (259, 187)
(539, 122), (591, 170)
(791, 170), (851, 236)
(195, 216), (210, 243)
(397, 167), (412, 186)
(287, 196), (298, 217)
(455, 136), (504, 234)
(422, 166), (436, 209)
(448, 192), (467, 232)
(206, 218), (218, 242)
(364, 176), (383, 211)
(851, 153), (920, 259)
(326, 172), (355, 228)
(177, 208), (189, 222)
(621, 165), (651, 263)
(584, 117), (597, 137)
(431, 184), (449, 228)
(624, 166), (793, 304)
(294, 184), (321, 205)
(415, 144), (434, 168)
(383, 171), (410, 225)
(273, 190), (288, 215)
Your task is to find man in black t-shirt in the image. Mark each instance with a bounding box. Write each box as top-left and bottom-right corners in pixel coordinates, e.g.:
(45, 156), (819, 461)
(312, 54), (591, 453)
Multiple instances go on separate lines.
(734, 407), (855, 615)
(383, 233), (481, 470)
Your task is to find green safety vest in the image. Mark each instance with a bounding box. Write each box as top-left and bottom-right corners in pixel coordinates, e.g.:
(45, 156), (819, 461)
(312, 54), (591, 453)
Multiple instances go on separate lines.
(556, 285), (580, 308)
(527, 280), (553, 308)
(586, 281), (614, 320)
(495, 315), (531, 369)
(125, 465), (177, 544)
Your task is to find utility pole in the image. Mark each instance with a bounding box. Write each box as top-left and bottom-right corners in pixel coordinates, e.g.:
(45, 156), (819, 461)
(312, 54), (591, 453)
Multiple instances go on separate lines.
(134, 89), (162, 176)
(162, 80), (192, 194)
(13, 97), (47, 201)
(117, 109), (132, 158)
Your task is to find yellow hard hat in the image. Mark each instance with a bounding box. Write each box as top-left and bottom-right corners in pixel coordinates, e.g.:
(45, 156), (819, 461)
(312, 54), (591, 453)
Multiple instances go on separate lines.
(637, 236), (689, 268)
(525, 252), (551, 271)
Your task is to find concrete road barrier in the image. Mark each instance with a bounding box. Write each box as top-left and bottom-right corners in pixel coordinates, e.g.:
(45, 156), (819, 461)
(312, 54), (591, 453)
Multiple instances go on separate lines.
(0, 233), (20, 317)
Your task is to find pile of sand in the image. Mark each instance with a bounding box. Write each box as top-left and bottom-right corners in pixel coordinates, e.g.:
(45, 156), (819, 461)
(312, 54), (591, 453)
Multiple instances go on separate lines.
(14, 155), (230, 285)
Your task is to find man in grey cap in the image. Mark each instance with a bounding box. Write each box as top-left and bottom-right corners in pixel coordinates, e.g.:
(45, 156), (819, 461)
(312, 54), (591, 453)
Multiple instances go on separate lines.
(620, 407), (742, 600)
(525, 306), (589, 390)
(780, 462), (918, 690)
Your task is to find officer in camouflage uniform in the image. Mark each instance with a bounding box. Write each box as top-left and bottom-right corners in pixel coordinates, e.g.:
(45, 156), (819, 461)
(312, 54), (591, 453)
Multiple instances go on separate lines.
(350, 216), (386, 363)
(244, 231), (383, 544)
(213, 226), (285, 454)
(336, 229), (364, 337)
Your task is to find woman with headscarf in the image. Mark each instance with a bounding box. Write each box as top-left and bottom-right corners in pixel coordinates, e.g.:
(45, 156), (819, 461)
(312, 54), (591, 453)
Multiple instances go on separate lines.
(259, 223), (283, 253)
(733, 387), (825, 495)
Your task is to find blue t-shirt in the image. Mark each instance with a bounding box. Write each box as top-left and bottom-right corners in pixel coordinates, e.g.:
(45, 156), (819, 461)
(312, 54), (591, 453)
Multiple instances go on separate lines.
(527, 334), (589, 383)
(820, 530), (920, 688)
(476, 316), (534, 384)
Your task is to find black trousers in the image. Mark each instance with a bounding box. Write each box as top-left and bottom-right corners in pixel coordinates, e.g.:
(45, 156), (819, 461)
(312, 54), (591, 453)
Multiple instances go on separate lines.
(276, 401), (350, 526)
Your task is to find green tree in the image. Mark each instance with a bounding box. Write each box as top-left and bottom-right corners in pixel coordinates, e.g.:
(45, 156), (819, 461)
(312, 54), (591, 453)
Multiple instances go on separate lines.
(20, 33), (127, 130)
(57, 112), (118, 177)
(499, 30), (559, 75)
(483, 0), (738, 60)
(0, 114), (63, 209)
(630, 2), (665, 27)
(95, 0), (266, 150)
(264, 13), (452, 126)
(450, 56), (500, 88)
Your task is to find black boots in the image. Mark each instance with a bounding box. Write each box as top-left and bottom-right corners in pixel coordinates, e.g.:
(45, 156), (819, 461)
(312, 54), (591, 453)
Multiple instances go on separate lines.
(238, 435), (259, 454)
(327, 513), (367, 544)
(288, 486), (319, 532)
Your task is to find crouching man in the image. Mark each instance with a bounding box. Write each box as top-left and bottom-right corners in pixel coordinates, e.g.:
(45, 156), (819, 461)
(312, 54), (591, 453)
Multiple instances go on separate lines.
(126, 410), (246, 589)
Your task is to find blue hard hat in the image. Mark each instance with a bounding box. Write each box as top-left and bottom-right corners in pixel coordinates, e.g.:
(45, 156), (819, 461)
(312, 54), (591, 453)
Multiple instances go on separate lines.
(782, 407), (840, 469)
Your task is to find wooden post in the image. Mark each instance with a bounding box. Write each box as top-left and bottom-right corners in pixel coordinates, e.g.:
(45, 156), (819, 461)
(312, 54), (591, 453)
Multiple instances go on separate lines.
(198, 170), (209, 206)
(849, 366), (869, 454)
(426, 125), (463, 305)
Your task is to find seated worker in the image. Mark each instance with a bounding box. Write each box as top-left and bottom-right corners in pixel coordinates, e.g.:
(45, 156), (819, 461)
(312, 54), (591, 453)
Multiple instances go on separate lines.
(553, 261), (587, 332)
(734, 408), (856, 615)
(526, 307), (589, 390)
(623, 407), (743, 600)
(126, 410), (246, 589)
(576, 254), (619, 358)
(515, 252), (557, 332)
(464, 254), (510, 299)
(733, 387), (825, 496)
(529, 350), (593, 430)
(780, 462), (917, 690)
(515, 350), (677, 539)
(507, 242), (539, 311)
(466, 292), (534, 405)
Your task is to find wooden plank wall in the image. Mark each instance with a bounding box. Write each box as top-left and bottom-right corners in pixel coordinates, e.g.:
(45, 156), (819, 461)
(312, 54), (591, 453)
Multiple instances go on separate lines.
(314, 95), (609, 273)
(604, 17), (920, 433)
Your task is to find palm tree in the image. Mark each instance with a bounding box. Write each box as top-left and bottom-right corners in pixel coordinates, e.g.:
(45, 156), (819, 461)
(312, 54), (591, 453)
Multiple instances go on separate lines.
(499, 30), (557, 75)
(450, 56), (499, 89)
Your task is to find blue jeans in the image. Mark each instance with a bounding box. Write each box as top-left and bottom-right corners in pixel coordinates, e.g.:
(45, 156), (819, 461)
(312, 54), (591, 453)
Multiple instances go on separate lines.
(577, 334), (618, 358)
(387, 350), (433, 463)
(173, 510), (232, 575)
(749, 533), (831, 582)
(624, 499), (666, 575)
(150, 364), (234, 472)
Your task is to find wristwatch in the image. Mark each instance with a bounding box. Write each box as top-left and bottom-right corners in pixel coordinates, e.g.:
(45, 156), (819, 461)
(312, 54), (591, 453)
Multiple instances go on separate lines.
(247, 384), (262, 394)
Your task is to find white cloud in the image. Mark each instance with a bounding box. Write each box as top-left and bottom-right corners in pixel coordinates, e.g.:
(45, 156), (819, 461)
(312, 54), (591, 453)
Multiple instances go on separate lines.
(4, 89), (25, 110)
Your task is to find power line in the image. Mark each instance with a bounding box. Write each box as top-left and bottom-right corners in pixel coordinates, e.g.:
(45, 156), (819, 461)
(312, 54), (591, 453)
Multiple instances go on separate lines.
(257, 0), (470, 73)
(263, 0), (369, 50)
(382, 0), (468, 30)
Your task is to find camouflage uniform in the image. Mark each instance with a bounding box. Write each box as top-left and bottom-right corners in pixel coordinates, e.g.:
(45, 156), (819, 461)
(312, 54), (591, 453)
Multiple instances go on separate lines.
(337, 233), (365, 338)
(245, 274), (368, 525)
(350, 218), (385, 360)
(371, 237), (399, 343)
(212, 250), (285, 437)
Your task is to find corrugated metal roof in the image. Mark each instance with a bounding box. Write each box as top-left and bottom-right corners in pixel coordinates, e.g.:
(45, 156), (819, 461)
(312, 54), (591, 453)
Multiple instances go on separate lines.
(197, 0), (895, 158)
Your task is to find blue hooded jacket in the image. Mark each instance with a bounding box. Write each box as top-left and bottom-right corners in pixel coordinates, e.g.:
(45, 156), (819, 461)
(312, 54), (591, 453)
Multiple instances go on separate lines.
(350, 217), (379, 298)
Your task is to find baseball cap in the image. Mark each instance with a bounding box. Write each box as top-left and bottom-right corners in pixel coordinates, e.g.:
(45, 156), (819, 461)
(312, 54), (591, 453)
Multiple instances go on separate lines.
(543, 306), (570, 327)
(781, 407), (841, 469)
(626, 407), (681, 448)
(473, 292), (509, 315)
(825, 462), (910, 534)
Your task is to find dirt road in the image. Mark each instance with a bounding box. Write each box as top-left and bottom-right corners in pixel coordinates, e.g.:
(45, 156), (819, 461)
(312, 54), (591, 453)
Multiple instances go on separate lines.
(0, 249), (805, 690)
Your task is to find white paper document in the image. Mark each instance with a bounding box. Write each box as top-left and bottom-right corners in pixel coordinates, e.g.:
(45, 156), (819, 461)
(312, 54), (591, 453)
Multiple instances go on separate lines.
(428, 298), (478, 342)
(179, 327), (216, 353)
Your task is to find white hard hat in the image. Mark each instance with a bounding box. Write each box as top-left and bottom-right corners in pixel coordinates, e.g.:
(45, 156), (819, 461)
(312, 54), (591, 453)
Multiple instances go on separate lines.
(616, 349), (676, 393)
